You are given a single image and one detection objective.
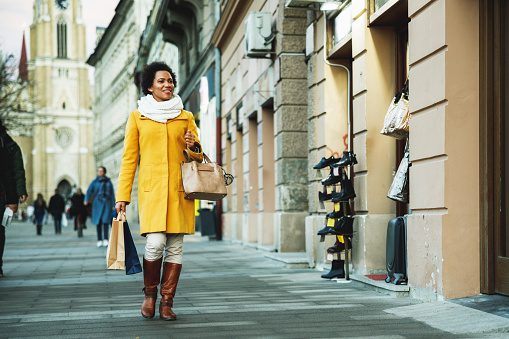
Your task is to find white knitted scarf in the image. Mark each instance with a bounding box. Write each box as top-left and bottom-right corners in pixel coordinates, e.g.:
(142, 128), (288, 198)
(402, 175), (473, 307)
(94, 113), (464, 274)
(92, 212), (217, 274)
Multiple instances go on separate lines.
(137, 94), (183, 123)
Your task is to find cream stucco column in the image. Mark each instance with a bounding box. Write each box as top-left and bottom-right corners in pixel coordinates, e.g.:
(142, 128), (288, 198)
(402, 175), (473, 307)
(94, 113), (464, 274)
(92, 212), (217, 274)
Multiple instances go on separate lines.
(407, 0), (480, 300)
(350, 0), (397, 274)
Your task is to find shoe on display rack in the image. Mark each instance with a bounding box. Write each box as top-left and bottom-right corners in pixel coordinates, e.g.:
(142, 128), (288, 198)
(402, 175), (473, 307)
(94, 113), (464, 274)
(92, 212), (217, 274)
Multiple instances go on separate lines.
(321, 171), (342, 186)
(313, 156), (340, 170)
(318, 191), (332, 201)
(331, 178), (356, 202)
(331, 151), (358, 168)
(327, 238), (345, 253)
(317, 225), (337, 236)
(325, 209), (344, 220)
(334, 216), (354, 235)
(321, 260), (345, 279)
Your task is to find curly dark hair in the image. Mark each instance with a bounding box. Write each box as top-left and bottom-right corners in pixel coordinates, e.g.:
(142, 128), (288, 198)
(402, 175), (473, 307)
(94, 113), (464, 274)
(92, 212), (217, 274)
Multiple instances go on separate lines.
(140, 61), (177, 96)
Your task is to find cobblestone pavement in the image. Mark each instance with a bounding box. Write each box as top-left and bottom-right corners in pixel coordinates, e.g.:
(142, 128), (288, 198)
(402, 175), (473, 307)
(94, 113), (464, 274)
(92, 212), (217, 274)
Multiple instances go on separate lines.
(1, 220), (508, 338)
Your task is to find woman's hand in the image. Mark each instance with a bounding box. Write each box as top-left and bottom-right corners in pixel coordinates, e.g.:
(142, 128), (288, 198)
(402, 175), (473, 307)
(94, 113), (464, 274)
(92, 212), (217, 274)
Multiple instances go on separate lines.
(185, 130), (195, 149)
(115, 201), (127, 216)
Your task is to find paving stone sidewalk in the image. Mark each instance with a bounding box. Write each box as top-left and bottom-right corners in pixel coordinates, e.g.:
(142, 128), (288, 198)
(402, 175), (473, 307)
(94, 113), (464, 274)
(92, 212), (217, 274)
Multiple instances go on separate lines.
(1, 220), (508, 338)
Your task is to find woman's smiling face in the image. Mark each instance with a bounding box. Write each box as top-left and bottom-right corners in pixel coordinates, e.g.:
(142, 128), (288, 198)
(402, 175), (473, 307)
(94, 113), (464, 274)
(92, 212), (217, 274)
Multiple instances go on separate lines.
(149, 71), (175, 102)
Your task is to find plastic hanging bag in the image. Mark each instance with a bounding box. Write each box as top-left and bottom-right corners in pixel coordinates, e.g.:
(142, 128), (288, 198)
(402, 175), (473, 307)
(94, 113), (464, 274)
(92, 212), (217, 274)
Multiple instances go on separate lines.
(381, 81), (410, 139)
(387, 142), (409, 203)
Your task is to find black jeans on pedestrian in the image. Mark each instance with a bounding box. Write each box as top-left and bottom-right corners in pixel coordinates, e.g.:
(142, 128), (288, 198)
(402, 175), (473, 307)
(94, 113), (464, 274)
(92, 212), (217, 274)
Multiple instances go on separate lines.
(0, 194), (6, 274)
(97, 222), (109, 241)
(53, 213), (62, 234)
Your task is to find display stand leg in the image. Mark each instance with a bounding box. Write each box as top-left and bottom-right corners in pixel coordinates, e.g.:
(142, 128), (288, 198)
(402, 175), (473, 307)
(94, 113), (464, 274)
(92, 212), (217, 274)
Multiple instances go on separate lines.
(344, 236), (350, 280)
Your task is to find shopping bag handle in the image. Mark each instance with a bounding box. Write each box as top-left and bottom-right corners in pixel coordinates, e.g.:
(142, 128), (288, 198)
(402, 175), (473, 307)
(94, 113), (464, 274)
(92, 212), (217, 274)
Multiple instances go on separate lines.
(114, 213), (126, 222)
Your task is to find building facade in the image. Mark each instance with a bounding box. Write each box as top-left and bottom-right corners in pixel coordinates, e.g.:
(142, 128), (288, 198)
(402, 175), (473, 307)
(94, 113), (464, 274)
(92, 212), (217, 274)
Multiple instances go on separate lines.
(210, 0), (508, 300)
(14, 0), (96, 203)
(136, 0), (221, 235)
(92, 0), (508, 300)
(87, 0), (156, 221)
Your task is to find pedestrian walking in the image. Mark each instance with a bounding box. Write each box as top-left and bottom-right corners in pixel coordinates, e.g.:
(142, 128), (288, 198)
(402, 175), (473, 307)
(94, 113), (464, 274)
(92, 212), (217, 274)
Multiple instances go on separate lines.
(33, 193), (47, 235)
(0, 119), (27, 277)
(70, 188), (87, 238)
(48, 189), (65, 234)
(85, 166), (115, 247)
(115, 62), (204, 320)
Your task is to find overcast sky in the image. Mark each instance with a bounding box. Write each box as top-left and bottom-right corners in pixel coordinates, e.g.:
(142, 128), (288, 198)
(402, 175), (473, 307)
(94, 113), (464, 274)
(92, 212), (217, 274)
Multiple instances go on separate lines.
(0, 0), (119, 59)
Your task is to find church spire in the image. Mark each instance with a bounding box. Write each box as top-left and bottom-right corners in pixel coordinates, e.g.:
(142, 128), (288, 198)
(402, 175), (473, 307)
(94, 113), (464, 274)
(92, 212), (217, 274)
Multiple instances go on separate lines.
(19, 30), (28, 82)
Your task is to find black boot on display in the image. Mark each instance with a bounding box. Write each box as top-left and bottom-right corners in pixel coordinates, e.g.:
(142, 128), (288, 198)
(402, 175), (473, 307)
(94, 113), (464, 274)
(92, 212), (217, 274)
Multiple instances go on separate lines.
(332, 151), (358, 168)
(321, 260), (345, 279)
(318, 191), (332, 201)
(334, 216), (354, 235)
(331, 178), (356, 202)
(321, 170), (342, 186)
(327, 238), (345, 253)
(313, 156), (340, 169)
(325, 209), (344, 220)
(317, 223), (337, 236)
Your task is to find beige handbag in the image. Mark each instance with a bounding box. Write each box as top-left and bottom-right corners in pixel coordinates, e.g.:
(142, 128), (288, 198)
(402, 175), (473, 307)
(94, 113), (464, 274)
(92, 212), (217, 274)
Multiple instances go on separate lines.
(181, 150), (228, 201)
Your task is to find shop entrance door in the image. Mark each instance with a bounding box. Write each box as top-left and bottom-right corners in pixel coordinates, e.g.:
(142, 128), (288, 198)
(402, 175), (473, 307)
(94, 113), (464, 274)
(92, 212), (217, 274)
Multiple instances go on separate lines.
(480, 0), (509, 296)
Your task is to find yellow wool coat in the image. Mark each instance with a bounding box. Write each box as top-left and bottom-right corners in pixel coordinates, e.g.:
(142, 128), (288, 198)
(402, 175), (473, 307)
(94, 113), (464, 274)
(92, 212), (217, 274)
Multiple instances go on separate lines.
(116, 110), (204, 235)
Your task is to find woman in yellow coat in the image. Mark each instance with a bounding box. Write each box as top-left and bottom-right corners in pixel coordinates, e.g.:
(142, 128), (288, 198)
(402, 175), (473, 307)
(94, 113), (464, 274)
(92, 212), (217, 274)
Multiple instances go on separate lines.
(115, 62), (203, 321)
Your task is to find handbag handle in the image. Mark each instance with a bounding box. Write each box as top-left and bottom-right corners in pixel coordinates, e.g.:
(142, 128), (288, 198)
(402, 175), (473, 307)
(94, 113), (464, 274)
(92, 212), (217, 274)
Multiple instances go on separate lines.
(183, 149), (213, 164)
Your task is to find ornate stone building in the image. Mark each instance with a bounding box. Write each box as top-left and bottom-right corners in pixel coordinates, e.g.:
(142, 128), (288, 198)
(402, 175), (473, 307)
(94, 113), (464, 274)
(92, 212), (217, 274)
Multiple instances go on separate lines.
(87, 0), (160, 222)
(12, 0), (95, 202)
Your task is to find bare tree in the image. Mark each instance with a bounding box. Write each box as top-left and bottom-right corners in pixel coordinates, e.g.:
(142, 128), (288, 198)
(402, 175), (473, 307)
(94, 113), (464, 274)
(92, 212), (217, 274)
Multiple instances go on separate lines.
(0, 50), (33, 136)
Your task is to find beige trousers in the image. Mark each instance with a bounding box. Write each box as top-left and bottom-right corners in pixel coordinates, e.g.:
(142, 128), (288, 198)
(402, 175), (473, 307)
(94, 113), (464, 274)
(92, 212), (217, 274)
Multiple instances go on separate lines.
(145, 233), (184, 264)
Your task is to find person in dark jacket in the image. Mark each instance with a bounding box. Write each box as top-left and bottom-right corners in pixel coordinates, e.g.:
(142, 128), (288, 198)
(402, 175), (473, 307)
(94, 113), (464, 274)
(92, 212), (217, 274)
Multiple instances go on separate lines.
(70, 188), (87, 238)
(48, 189), (65, 234)
(33, 193), (47, 235)
(0, 119), (26, 277)
(85, 166), (115, 247)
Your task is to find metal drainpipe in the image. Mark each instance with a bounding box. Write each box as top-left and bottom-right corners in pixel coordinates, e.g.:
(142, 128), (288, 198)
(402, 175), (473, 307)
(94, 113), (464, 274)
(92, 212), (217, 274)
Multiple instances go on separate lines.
(215, 0), (223, 240)
(322, 12), (352, 175)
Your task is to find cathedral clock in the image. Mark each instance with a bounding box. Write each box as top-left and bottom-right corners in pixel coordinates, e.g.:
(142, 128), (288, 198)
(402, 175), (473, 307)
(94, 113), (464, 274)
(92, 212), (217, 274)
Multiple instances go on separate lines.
(55, 0), (69, 10)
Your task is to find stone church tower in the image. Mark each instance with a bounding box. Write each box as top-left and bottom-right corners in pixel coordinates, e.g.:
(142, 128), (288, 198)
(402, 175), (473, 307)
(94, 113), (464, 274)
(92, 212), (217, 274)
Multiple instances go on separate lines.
(28, 0), (95, 201)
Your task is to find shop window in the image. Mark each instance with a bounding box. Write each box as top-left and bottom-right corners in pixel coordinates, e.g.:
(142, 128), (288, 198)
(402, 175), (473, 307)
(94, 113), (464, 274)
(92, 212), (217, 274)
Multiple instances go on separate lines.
(236, 102), (243, 131)
(331, 2), (352, 47)
(326, 0), (353, 59)
(226, 114), (232, 140)
(374, 0), (391, 12)
(369, 0), (408, 26)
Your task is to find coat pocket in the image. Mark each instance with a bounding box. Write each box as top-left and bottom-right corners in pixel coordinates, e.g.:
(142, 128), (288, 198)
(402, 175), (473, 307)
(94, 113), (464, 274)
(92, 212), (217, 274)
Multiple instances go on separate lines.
(144, 166), (151, 192)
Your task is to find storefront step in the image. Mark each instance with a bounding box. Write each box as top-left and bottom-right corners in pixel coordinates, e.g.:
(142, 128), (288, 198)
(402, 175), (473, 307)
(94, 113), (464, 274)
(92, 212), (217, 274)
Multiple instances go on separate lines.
(264, 252), (309, 269)
(350, 274), (410, 297)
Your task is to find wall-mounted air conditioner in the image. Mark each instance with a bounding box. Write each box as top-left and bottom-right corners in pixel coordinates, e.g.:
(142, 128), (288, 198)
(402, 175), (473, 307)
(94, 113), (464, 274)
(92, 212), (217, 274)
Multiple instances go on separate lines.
(245, 12), (272, 58)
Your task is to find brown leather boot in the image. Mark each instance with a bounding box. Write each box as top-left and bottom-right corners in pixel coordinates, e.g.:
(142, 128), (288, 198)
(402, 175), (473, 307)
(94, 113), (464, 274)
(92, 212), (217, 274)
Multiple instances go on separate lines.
(141, 257), (162, 318)
(159, 262), (182, 321)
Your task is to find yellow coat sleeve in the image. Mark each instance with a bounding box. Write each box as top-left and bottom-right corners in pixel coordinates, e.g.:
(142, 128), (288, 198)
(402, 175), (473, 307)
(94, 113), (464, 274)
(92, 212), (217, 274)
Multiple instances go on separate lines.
(186, 112), (204, 163)
(116, 112), (139, 203)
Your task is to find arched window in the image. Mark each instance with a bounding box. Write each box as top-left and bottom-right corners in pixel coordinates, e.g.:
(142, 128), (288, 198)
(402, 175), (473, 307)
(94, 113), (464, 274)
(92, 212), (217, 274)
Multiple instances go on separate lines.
(57, 18), (67, 58)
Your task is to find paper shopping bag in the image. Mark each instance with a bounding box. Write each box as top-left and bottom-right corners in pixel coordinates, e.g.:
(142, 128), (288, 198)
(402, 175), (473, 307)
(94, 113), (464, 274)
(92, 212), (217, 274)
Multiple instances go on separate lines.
(106, 214), (125, 270)
(123, 220), (142, 275)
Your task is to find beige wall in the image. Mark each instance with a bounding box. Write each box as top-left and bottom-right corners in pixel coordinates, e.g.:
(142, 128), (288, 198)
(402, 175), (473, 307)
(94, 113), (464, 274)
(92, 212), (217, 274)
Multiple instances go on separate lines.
(408, 0), (480, 299)
(350, 2), (396, 274)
